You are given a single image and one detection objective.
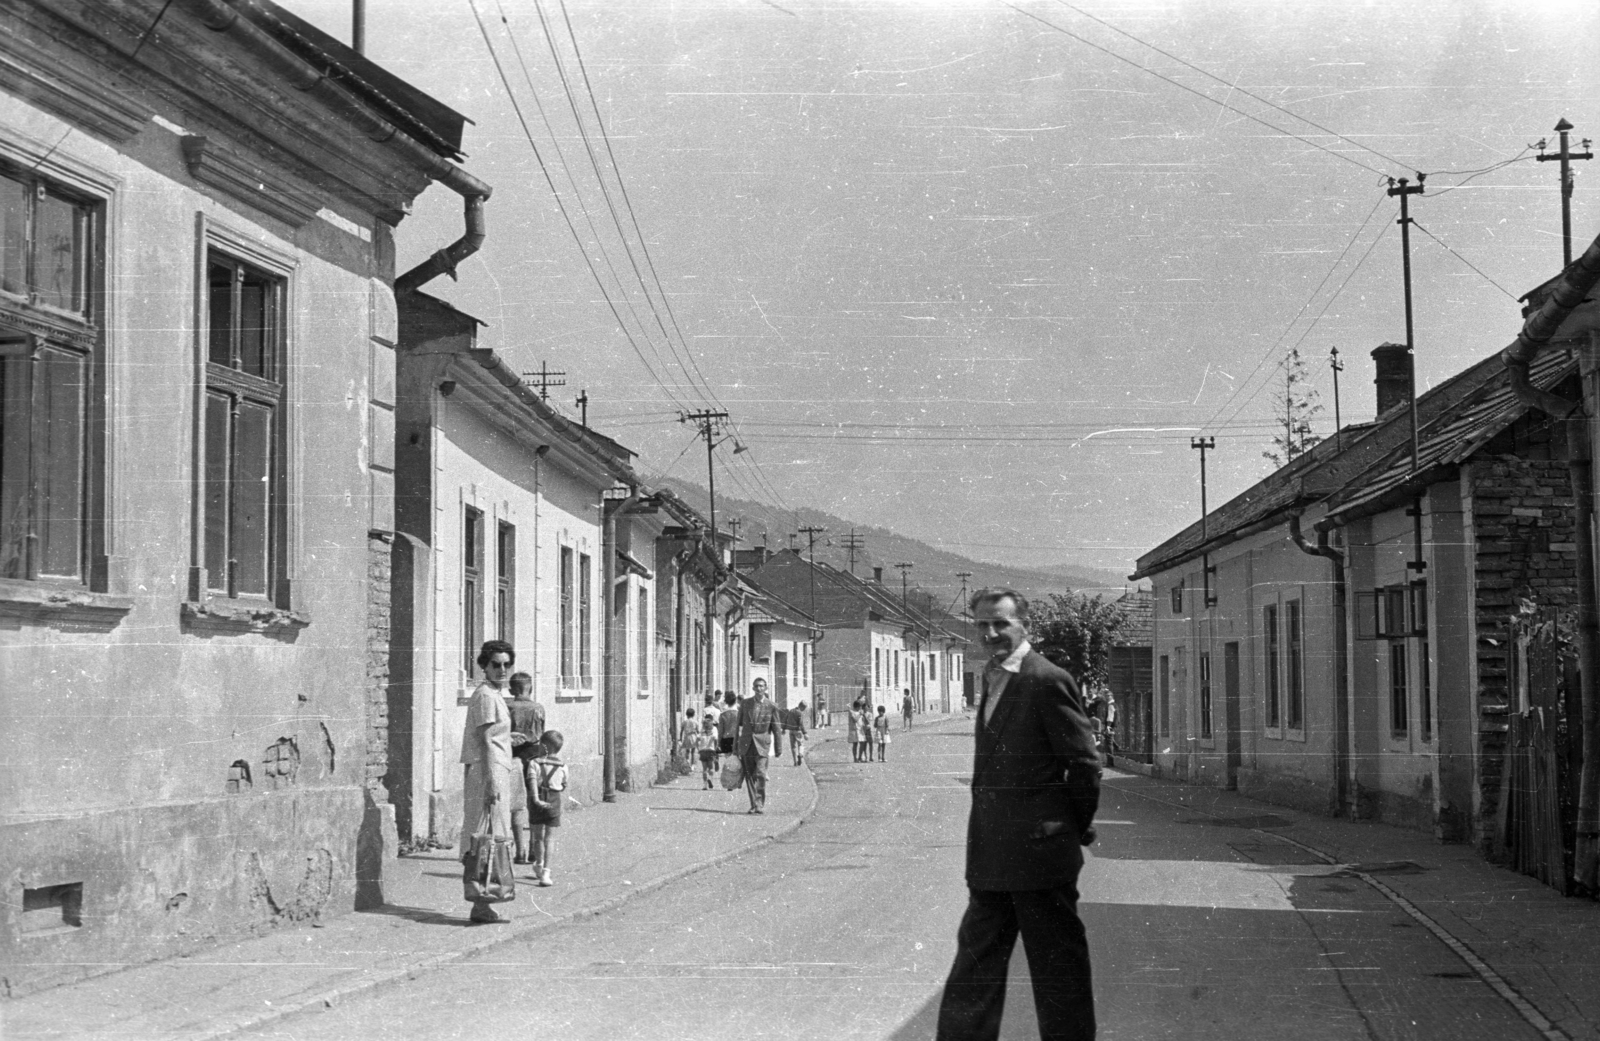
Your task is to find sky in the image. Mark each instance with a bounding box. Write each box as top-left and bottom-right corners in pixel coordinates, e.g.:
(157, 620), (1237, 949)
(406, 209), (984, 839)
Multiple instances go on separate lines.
(295, 0), (1600, 575)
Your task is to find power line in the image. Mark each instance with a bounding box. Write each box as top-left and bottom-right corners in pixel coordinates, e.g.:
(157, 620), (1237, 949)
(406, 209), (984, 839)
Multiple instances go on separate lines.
(1411, 220), (1519, 301)
(1050, 0), (1411, 173)
(1000, 2), (1392, 179)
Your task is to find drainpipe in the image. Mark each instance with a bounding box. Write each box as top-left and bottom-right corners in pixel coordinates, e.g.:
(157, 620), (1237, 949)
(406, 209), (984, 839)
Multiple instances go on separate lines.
(183, 0), (493, 291)
(1502, 231), (1600, 892)
(1290, 512), (1352, 817)
(601, 490), (640, 802)
(671, 545), (694, 745)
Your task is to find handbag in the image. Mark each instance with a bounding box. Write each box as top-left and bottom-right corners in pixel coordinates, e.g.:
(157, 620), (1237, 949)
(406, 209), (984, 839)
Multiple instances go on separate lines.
(720, 755), (744, 790)
(463, 801), (516, 904)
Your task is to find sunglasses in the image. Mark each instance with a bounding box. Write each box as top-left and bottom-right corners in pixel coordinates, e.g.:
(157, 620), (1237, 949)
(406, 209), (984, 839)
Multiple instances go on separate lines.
(487, 660), (512, 670)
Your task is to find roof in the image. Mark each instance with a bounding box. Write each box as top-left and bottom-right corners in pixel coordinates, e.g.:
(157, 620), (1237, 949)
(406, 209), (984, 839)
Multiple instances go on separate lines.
(737, 573), (821, 634)
(241, 0), (469, 160)
(1112, 590), (1153, 647)
(1132, 342), (1577, 580)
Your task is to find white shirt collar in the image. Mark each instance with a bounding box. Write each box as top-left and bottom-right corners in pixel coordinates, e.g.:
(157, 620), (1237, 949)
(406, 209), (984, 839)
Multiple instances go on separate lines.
(993, 639), (1031, 674)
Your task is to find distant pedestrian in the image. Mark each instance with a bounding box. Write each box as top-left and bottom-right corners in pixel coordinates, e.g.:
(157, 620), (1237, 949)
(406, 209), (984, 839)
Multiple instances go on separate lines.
(528, 730), (568, 888)
(786, 701), (809, 765)
(505, 671), (544, 865)
(461, 640), (516, 924)
(874, 705), (890, 761)
(717, 690), (740, 760)
(903, 689), (915, 730)
(737, 678), (783, 813)
(697, 713), (720, 789)
(847, 704), (864, 762)
(680, 707), (701, 767)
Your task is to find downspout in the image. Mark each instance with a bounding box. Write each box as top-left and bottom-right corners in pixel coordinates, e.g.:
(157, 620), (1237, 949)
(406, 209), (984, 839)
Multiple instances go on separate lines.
(1502, 231), (1600, 892)
(1290, 512), (1352, 817)
(601, 491), (640, 802)
(185, 0), (494, 263)
(671, 546), (693, 746)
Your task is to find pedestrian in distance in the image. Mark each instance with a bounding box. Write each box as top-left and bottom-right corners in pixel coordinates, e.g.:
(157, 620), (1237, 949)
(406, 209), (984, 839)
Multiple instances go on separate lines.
(717, 690), (740, 762)
(461, 640), (517, 924)
(527, 730), (568, 887)
(737, 677), (783, 813)
(696, 713), (720, 789)
(505, 671), (544, 865)
(874, 704), (891, 761)
(902, 688), (915, 730)
(937, 588), (1101, 1041)
(787, 700), (809, 765)
(846, 702), (863, 762)
(680, 706), (700, 769)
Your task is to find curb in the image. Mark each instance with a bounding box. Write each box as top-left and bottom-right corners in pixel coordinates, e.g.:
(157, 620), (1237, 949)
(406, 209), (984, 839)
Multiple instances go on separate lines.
(194, 768), (825, 1041)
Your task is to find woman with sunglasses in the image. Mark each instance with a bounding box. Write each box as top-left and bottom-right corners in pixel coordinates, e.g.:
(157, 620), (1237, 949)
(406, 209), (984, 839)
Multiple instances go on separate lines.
(461, 639), (517, 923)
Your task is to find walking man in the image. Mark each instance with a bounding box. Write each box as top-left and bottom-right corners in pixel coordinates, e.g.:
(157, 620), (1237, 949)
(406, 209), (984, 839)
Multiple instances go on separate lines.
(902, 688), (915, 730)
(737, 677), (783, 813)
(937, 588), (1102, 1041)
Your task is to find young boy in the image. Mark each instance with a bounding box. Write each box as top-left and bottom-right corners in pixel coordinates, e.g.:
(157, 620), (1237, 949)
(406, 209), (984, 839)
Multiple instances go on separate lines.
(506, 673), (545, 864)
(528, 730), (567, 887)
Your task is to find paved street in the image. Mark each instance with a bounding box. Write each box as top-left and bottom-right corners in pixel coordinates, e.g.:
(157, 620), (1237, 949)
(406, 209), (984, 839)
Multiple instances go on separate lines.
(235, 717), (1559, 1041)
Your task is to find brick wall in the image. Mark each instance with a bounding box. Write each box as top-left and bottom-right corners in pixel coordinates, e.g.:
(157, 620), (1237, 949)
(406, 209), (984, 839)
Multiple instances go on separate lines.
(1470, 457), (1577, 840)
(366, 532), (393, 791)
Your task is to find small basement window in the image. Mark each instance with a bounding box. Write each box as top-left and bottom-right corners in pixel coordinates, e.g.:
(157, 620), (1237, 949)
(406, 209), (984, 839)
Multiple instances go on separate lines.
(23, 882), (83, 933)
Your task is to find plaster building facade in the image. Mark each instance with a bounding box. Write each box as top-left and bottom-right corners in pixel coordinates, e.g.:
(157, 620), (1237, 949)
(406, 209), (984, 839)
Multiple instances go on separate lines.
(0, 0), (488, 994)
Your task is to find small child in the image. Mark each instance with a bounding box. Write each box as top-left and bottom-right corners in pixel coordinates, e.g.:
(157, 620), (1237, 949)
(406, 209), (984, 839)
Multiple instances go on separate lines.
(874, 705), (890, 762)
(696, 713), (719, 789)
(528, 730), (567, 887)
(506, 672), (544, 864)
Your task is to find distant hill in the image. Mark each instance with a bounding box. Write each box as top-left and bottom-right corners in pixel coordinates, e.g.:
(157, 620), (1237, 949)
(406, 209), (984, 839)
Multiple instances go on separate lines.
(659, 479), (1136, 610)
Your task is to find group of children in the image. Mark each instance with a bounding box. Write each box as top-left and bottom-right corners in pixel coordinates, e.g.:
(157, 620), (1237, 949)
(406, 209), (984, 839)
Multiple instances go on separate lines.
(507, 672), (567, 887)
(679, 689), (810, 790)
(849, 702), (891, 762)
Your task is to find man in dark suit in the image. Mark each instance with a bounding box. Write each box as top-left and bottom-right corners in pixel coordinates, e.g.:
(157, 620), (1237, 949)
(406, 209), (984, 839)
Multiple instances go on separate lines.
(937, 588), (1102, 1041)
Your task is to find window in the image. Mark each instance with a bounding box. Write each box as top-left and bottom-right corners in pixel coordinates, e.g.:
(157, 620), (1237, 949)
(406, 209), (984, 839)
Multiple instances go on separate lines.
(874, 647), (881, 687)
(1, 167), (100, 585)
(1199, 652), (1213, 738)
(1389, 642), (1409, 736)
(579, 551), (593, 687)
(1286, 600), (1304, 730)
(496, 521), (514, 645)
(894, 650), (900, 688)
(462, 507), (483, 677)
(1170, 580), (1183, 614)
(929, 653), (937, 683)
(1264, 604), (1281, 728)
(637, 584), (650, 691)
(202, 251), (285, 600)
(1158, 654), (1170, 737)
(559, 546), (574, 685)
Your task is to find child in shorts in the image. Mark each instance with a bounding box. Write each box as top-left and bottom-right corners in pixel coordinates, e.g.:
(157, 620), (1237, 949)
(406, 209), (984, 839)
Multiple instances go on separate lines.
(506, 672), (544, 864)
(528, 730), (567, 887)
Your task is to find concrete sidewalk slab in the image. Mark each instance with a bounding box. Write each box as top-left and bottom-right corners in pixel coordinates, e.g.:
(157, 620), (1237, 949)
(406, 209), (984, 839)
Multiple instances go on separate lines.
(0, 753), (823, 1041)
(1105, 768), (1600, 1041)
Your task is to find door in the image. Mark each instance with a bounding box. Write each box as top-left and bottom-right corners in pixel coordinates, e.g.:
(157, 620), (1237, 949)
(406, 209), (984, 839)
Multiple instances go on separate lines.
(1223, 642), (1242, 790)
(774, 650), (790, 709)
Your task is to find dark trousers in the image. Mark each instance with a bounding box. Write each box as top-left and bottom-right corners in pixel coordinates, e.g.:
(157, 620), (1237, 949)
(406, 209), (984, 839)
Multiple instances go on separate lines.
(936, 885), (1095, 1041)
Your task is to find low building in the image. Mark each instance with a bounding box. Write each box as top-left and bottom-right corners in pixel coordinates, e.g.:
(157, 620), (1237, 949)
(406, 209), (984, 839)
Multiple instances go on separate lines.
(0, 0), (486, 993)
(1107, 590), (1154, 762)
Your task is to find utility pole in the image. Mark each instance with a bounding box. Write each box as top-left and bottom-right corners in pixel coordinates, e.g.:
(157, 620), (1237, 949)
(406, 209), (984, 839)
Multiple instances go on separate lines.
(841, 528), (867, 575)
(1329, 347), (1345, 453)
(1387, 174), (1426, 471)
(1536, 118), (1594, 267)
(679, 410), (730, 548)
(894, 562), (914, 614)
(956, 571), (973, 619)
(799, 525), (826, 627)
(1191, 436), (1218, 608)
(522, 361), (567, 402)
(727, 518), (743, 548)
(575, 388), (589, 428)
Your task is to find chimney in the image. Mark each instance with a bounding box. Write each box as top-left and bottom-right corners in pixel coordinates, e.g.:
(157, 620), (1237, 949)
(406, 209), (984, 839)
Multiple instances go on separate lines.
(872, 566), (883, 583)
(1370, 342), (1412, 417)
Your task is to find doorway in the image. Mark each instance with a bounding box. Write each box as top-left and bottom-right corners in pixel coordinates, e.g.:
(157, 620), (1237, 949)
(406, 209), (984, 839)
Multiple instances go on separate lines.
(774, 650), (790, 709)
(1223, 642), (1241, 790)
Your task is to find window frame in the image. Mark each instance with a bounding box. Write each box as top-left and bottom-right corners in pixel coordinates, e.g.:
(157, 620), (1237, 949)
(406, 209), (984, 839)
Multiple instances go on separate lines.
(0, 160), (107, 592)
(462, 505), (483, 680)
(1285, 598), (1304, 733)
(559, 545), (575, 687)
(496, 519), (514, 646)
(578, 550), (593, 689)
(189, 220), (298, 616)
(1389, 640), (1410, 737)
(1158, 653), (1170, 738)
(1198, 651), (1213, 740)
(636, 581), (650, 693)
(1263, 603), (1281, 732)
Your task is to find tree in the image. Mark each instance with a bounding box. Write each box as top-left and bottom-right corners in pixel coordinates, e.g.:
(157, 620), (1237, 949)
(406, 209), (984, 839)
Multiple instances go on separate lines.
(1263, 347), (1324, 468)
(1028, 592), (1129, 690)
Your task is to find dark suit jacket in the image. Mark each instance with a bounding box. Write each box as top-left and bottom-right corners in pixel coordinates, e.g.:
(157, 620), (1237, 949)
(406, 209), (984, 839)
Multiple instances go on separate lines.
(966, 650), (1102, 891)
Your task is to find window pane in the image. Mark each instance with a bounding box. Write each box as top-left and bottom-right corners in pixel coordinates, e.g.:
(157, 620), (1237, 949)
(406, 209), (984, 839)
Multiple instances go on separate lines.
(239, 271), (270, 378)
(0, 174), (25, 297)
(208, 263), (234, 367)
(203, 392), (230, 590)
(35, 347), (85, 578)
(232, 400), (272, 596)
(34, 191), (85, 314)
(0, 353), (30, 578)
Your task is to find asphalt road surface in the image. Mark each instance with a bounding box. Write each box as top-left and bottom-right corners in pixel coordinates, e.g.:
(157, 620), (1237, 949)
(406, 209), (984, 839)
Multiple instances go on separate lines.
(248, 718), (1543, 1040)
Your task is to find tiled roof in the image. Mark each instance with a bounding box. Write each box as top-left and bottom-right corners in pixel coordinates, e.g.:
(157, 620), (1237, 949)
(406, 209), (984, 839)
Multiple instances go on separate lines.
(1112, 590), (1153, 647)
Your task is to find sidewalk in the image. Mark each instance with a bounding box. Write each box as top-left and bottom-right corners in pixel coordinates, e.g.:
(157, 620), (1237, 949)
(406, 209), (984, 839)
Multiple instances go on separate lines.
(0, 748), (826, 1041)
(1105, 764), (1600, 1041)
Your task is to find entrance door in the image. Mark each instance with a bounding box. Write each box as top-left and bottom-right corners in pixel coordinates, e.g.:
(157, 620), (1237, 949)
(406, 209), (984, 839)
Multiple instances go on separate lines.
(774, 650), (790, 709)
(1223, 642), (1242, 790)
